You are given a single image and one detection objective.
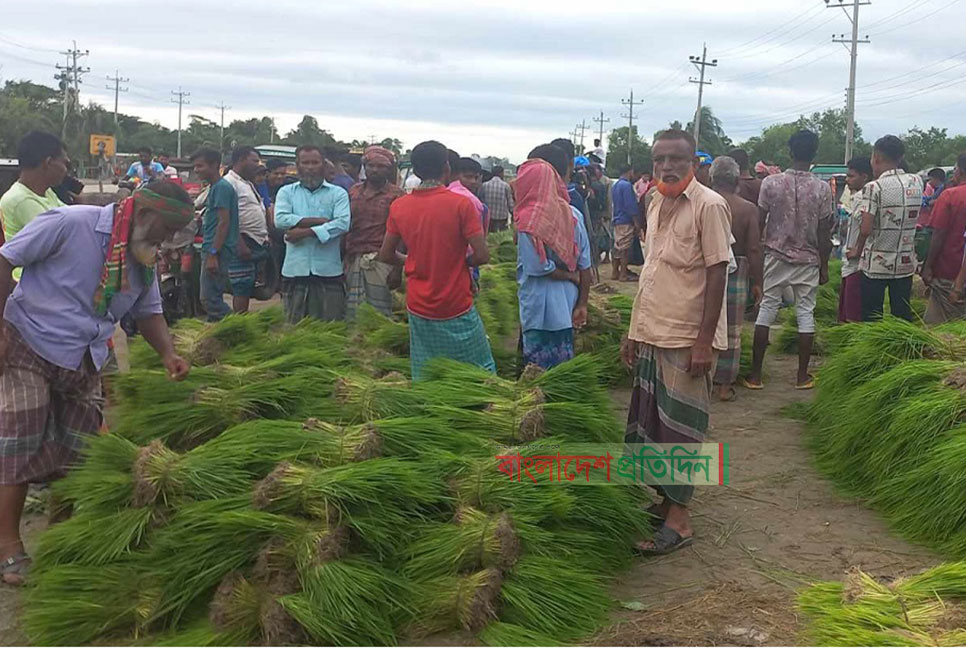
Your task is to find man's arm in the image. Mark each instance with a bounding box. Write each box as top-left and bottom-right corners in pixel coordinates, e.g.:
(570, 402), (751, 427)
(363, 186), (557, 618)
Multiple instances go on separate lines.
(818, 219), (833, 285)
(272, 188), (299, 231)
(744, 210), (763, 302)
(691, 262), (728, 376)
(848, 210), (874, 260)
(378, 232), (407, 266)
(137, 313), (189, 381)
(466, 233), (490, 267)
(0, 256), (13, 369)
(757, 206), (768, 240)
(922, 192), (951, 285)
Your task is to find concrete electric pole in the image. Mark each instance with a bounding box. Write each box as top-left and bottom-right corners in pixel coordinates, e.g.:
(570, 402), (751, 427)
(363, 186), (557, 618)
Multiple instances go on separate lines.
(827, 0), (871, 163)
(216, 101), (231, 158)
(620, 89), (645, 166)
(170, 87), (190, 159)
(55, 42), (89, 139)
(689, 43), (717, 150)
(105, 70), (129, 136)
(593, 111), (610, 145)
(575, 119), (589, 155)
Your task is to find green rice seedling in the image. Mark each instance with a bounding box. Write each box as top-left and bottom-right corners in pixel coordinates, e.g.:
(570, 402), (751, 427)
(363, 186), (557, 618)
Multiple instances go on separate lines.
(205, 572), (264, 646)
(333, 372), (426, 422)
(560, 483), (651, 548)
(219, 318), (349, 367)
(418, 357), (518, 403)
(23, 562), (149, 646)
(499, 555), (611, 641)
(363, 417), (492, 459)
(526, 354), (610, 409)
(479, 621), (562, 647)
(355, 302), (411, 355)
(408, 569), (504, 635)
(112, 366), (225, 406)
(143, 620), (251, 647)
(31, 508), (156, 571)
(403, 508), (522, 578)
(51, 433), (139, 512)
(287, 558), (407, 646)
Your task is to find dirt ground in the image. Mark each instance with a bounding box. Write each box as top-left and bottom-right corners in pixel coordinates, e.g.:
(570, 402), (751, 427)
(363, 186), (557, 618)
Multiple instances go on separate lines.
(0, 286), (941, 646)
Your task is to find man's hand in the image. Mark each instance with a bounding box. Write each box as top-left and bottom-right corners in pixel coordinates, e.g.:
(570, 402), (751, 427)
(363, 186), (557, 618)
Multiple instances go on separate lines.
(952, 282), (965, 304)
(205, 254), (219, 273)
(688, 341), (714, 377)
(620, 336), (639, 369)
(162, 353), (190, 381)
(819, 265), (829, 286)
(387, 265), (403, 290)
(572, 305), (588, 329)
(846, 247), (861, 261)
(921, 266), (934, 287)
(237, 238), (252, 261)
(285, 228), (313, 243)
(751, 284), (763, 306)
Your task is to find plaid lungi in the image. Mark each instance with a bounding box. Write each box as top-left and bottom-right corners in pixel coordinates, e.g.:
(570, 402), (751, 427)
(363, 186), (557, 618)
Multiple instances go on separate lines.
(0, 324), (103, 485)
(625, 344), (716, 504)
(521, 328), (575, 370)
(408, 306), (496, 381)
(924, 278), (966, 325)
(345, 253), (394, 322)
(713, 256), (749, 386)
(282, 275), (346, 324)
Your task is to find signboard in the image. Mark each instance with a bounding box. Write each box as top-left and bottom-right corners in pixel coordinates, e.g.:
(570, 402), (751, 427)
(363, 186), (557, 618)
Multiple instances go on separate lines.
(89, 134), (116, 157)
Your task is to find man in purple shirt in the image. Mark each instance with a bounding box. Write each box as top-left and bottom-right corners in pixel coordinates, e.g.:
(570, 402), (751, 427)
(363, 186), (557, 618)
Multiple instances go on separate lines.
(0, 181), (192, 585)
(611, 165), (641, 282)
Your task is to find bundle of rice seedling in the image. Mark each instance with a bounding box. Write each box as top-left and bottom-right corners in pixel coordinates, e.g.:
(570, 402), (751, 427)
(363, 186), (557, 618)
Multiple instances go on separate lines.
(524, 354), (610, 409)
(31, 508), (157, 571)
(218, 318), (349, 368)
(355, 302), (410, 355)
(404, 507), (522, 578)
(487, 230), (517, 264)
(409, 568), (504, 635)
(574, 292), (633, 386)
(332, 372), (426, 422)
(479, 621), (562, 647)
(476, 263), (520, 341)
(206, 572), (286, 646)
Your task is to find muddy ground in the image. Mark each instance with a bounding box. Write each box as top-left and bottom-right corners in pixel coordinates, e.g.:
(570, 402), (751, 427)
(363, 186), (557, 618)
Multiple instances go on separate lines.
(0, 285), (940, 646)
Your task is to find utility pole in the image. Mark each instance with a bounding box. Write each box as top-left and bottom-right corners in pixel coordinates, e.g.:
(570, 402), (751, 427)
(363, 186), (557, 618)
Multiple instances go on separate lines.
(593, 111), (610, 145)
(575, 119), (588, 155)
(569, 127), (580, 150)
(105, 70), (129, 136)
(689, 43), (717, 150)
(55, 42), (89, 139)
(170, 87), (190, 158)
(270, 117), (277, 143)
(215, 101), (231, 158)
(620, 89), (645, 166)
(828, 0), (871, 163)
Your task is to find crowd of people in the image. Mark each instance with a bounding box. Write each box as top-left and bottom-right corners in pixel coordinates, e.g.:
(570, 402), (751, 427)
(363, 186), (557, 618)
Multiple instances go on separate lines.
(0, 120), (964, 580)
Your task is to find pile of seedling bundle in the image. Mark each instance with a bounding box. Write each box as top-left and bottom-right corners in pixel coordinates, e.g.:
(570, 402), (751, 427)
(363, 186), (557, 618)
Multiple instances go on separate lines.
(798, 563), (966, 646)
(804, 317), (966, 558)
(25, 308), (649, 646)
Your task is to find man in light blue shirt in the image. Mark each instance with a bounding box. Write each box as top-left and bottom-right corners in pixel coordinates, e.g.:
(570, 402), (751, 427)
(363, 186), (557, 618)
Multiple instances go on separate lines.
(126, 147), (165, 183)
(274, 145), (351, 323)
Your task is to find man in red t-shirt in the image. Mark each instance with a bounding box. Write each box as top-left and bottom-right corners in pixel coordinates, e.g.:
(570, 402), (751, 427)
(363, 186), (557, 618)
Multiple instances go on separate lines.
(924, 156), (966, 323)
(378, 140), (495, 380)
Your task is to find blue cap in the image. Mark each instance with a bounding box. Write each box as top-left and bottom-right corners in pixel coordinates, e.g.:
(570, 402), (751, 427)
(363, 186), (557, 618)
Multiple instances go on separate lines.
(574, 156), (591, 168)
(696, 151), (713, 166)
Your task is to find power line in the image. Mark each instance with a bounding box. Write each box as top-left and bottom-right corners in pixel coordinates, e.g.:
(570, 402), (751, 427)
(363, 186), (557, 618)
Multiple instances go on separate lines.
(0, 33), (58, 53)
(716, 3), (825, 56)
(170, 86), (190, 158)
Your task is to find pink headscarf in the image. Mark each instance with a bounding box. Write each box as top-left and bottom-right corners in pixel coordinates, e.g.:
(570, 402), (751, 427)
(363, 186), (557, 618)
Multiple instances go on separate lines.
(363, 145), (395, 167)
(512, 158), (578, 272)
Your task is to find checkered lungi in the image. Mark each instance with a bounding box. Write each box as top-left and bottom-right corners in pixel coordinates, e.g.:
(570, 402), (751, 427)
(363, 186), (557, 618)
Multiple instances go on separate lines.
(407, 306), (496, 381)
(345, 252), (394, 321)
(713, 256), (749, 386)
(0, 324), (103, 485)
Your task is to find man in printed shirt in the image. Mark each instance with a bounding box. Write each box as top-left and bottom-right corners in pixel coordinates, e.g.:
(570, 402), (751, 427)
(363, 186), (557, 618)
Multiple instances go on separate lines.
(480, 165), (514, 232)
(847, 135), (922, 322)
(745, 130), (834, 391)
(621, 130), (730, 556)
(223, 146), (271, 313)
(126, 147), (164, 183)
(274, 145), (351, 323)
(345, 146), (405, 320)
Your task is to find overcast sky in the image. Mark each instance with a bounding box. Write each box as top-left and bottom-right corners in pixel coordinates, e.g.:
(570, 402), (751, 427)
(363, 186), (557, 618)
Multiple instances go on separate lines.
(3, 0), (965, 161)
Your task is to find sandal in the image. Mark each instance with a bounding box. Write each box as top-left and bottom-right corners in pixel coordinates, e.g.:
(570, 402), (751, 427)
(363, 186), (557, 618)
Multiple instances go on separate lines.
(795, 375), (816, 390)
(1, 551), (30, 586)
(716, 385), (737, 402)
(740, 377), (764, 390)
(635, 524), (693, 556)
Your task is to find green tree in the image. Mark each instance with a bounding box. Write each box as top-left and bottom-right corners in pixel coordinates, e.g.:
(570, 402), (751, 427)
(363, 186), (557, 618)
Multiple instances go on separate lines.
(605, 126), (651, 176)
(686, 107), (733, 156)
(282, 115), (336, 148)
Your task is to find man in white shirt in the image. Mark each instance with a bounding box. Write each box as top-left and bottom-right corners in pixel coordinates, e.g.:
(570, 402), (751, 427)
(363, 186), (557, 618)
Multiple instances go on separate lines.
(223, 146), (271, 313)
(157, 153), (179, 180)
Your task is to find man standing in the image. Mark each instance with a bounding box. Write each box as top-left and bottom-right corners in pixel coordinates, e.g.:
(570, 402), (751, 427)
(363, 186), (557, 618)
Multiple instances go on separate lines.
(746, 130), (833, 390)
(922, 155), (966, 323)
(378, 140), (493, 380)
(611, 165), (639, 282)
(0, 182), (192, 585)
(920, 167), (946, 227)
(345, 146), (405, 320)
(588, 138), (606, 166)
(223, 146), (271, 313)
(848, 135), (922, 322)
(0, 132), (67, 261)
(191, 148), (239, 322)
(274, 145), (351, 323)
(341, 153), (363, 185)
(515, 145), (591, 369)
(709, 156), (762, 402)
(729, 148), (762, 206)
(157, 152), (179, 180)
(622, 130), (730, 555)
(126, 147), (164, 183)
(838, 157), (873, 323)
(266, 160), (295, 203)
(480, 165), (514, 232)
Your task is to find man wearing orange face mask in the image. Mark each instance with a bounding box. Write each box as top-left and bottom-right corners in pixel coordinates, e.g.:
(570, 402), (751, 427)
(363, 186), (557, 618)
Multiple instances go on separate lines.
(620, 130), (731, 556)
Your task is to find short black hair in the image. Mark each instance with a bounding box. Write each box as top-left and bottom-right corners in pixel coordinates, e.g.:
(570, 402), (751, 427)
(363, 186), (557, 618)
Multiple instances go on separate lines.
(265, 159), (289, 171)
(788, 129), (820, 163)
(230, 146), (259, 166)
(928, 167), (947, 182)
(458, 157), (482, 175)
(189, 148), (221, 166)
(342, 153), (362, 169)
(141, 179), (191, 206)
(528, 144), (569, 179)
(618, 164), (633, 176)
(295, 144), (324, 160)
(593, 138), (601, 147)
(847, 156), (873, 178)
(728, 148), (750, 172)
(447, 149), (461, 175)
(654, 129), (697, 155)
(158, 151), (169, 158)
(492, 165), (504, 176)
(550, 137), (575, 161)
(137, 146), (152, 156)
(873, 135), (905, 163)
(17, 131), (64, 169)
(411, 141), (449, 180)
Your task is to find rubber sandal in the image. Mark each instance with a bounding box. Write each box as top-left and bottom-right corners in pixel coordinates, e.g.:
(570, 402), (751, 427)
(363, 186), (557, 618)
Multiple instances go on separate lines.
(740, 377), (764, 390)
(795, 375), (816, 390)
(635, 524), (693, 556)
(1, 551), (30, 586)
(717, 386), (737, 402)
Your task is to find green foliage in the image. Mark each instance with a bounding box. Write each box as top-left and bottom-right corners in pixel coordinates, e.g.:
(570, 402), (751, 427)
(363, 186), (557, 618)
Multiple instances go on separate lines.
(605, 126), (652, 176)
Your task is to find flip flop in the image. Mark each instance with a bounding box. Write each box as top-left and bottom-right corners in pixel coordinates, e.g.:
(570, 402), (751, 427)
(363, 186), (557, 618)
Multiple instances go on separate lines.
(1, 551), (30, 586)
(740, 377), (764, 390)
(716, 385), (737, 402)
(795, 375), (816, 390)
(635, 524), (693, 556)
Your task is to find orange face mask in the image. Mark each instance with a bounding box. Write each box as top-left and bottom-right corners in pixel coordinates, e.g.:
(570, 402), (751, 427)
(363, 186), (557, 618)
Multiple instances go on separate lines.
(655, 167), (695, 198)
